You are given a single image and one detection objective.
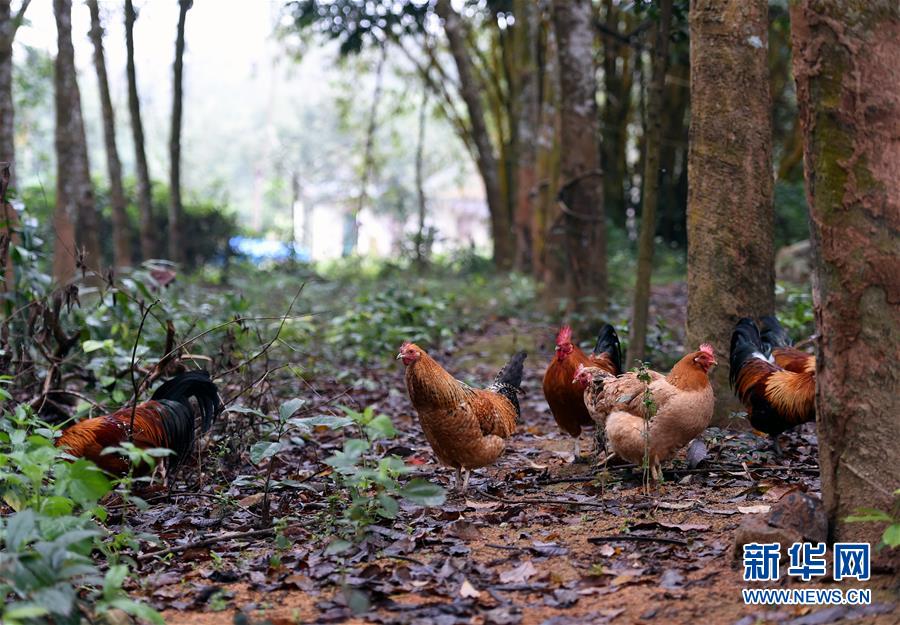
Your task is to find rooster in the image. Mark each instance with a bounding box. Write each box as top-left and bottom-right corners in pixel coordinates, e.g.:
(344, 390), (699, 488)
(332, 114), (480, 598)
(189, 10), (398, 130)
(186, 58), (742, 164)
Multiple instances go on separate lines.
(56, 370), (222, 476)
(543, 324), (622, 461)
(729, 317), (815, 455)
(574, 344), (716, 481)
(399, 342), (526, 493)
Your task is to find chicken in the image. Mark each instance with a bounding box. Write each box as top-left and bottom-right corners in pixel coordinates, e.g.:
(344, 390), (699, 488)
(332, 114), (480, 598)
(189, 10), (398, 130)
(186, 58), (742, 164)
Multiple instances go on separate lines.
(729, 317), (815, 455)
(574, 344), (716, 481)
(56, 370), (222, 476)
(542, 324), (622, 460)
(399, 342), (526, 492)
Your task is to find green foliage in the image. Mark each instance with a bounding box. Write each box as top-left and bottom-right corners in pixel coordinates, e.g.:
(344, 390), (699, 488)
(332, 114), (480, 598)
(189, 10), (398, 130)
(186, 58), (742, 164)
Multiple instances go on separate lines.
(775, 281), (815, 341)
(846, 489), (900, 550)
(0, 407), (161, 624)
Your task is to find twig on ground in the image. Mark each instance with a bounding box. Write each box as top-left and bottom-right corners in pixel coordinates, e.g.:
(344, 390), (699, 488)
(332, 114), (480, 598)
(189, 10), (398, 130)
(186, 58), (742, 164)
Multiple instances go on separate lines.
(588, 534), (687, 546)
(137, 523), (306, 562)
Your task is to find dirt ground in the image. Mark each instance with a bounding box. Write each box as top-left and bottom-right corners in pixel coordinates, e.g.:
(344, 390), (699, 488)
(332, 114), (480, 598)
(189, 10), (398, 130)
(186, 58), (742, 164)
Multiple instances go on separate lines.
(124, 324), (897, 625)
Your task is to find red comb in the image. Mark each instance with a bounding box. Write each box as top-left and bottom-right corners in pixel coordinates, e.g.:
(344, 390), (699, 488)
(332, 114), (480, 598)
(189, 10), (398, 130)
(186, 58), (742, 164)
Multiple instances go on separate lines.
(699, 343), (714, 356)
(556, 325), (572, 346)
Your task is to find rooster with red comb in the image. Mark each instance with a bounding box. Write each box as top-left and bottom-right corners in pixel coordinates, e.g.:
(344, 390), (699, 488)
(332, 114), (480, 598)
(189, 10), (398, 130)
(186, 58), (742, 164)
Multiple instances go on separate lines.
(542, 324), (622, 461)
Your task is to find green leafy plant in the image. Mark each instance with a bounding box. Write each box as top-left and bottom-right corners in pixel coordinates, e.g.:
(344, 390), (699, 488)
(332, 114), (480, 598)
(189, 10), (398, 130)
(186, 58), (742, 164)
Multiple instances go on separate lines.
(0, 405), (162, 624)
(634, 361), (659, 494)
(846, 489), (900, 549)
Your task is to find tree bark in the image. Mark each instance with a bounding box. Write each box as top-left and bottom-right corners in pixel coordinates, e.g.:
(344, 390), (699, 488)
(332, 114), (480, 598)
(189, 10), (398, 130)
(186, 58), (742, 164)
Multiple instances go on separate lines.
(551, 0), (606, 308)
(53, 0), (100, 282)
(790, 0), (900, 559)
(125, 0), (155, 261)
(87, 0), (130, 270)
(628, 0), (673, 365)
(512, 0), (538, 274)
(686, 0), (774, 421)
(168, 0), (191, 264)
(436, 0), (513, 271)
(0, 0), (28, 292)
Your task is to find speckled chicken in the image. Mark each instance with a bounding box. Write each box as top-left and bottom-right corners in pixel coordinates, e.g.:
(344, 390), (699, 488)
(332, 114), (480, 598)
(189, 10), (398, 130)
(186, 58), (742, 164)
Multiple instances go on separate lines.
(573, 344), (717, 481)
(398, 342), (526, 492)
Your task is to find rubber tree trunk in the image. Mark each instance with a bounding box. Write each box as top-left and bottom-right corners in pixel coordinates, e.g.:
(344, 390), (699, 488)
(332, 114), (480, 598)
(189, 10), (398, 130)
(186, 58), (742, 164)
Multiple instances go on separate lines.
(125, 0), (155, 261)
(436, 0), (513, 271)
(53, 0), (100, 282)
(790, 0), (900, 562)
(512, 0), (538, 274)
(551, 0), (607, 309)
(168, 0), (190, 264)
(0, 0), (28, 291)
(87, 0), (130, 270)
(686, 0), (774, 421)
(628, 0), (673, 365)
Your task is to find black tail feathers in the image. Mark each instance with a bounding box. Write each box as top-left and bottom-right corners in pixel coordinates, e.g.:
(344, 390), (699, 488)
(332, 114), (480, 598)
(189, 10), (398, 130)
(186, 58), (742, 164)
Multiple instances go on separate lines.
(729, 318), (764, 389)
(491, 350), (528, 419)
(592, 323), (623, 374)
(759, 315), (793, 354)
(151, 370), (223, 433)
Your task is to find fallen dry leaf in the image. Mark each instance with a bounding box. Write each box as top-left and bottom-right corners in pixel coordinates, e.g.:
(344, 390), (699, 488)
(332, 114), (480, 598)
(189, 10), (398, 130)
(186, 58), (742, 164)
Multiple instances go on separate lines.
(499, 560), (538, 584)
(459, 578), (481, 599)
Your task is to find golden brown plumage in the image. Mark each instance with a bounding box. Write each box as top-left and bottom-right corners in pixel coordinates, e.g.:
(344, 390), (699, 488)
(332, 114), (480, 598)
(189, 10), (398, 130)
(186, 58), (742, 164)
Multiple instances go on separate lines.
(575, 345), (717, 481)
(399, 343), (526, 492)
(542, 324), (621, 458)
(730, 318), (815, 453)
(56, 371), (222, 476)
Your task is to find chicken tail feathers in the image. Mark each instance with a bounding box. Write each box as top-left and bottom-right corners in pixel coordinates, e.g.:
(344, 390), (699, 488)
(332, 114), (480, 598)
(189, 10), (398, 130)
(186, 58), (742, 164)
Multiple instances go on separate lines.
(592, 323), (622, 374)
(489, 350), (527, 419)
(150, 370), (223, 433)
(759, 315), (793, 354)
(729, 318), (767, 389)
(154, 399), (196, 466)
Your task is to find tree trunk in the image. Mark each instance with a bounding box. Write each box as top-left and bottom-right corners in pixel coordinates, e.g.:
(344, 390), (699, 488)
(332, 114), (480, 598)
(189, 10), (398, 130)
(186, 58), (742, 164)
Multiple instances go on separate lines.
(512, 0), (538, 274)
(790, 0), (900, 560)
(628, 0), (673, 365)
(686, 0), (774, 421)
(125, 0), (155, 261)
(532, 20), (561, 284)
(168, 0), (190, 264)
(53, 0), (100, 282)
(414, 88), (428, 270)
(0, 0), (28, 292)
(436, 0), (513, 271)
(87, 0), (130, 270)
(551, 0), (606, 309)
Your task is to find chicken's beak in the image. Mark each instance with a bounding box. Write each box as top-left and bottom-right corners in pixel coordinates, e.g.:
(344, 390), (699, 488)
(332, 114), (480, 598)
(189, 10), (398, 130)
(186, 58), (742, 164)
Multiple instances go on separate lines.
(396, 351), (404, 360)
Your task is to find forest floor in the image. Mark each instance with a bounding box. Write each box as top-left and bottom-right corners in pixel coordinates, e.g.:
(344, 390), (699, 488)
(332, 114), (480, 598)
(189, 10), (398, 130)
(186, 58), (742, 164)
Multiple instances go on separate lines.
(113, 317), (898, 625)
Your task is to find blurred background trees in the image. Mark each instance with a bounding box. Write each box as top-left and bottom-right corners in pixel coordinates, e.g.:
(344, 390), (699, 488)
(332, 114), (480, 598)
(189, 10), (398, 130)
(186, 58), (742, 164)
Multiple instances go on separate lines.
(0, 0), (816, 330)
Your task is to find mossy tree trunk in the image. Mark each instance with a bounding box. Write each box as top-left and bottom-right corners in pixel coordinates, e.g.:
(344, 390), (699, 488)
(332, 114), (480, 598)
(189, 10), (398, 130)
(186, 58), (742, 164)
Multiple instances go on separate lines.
(512, 0), (538, 274)
(551, 0), (607, 309)
(53, 0), (100, 282)
(686, 0), (774, 420)
(790, 0), (900, 560)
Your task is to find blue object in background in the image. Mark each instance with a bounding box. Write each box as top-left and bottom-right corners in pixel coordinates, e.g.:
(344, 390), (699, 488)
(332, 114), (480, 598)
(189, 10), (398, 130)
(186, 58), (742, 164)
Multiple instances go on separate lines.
(229, 236), (311, 263)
